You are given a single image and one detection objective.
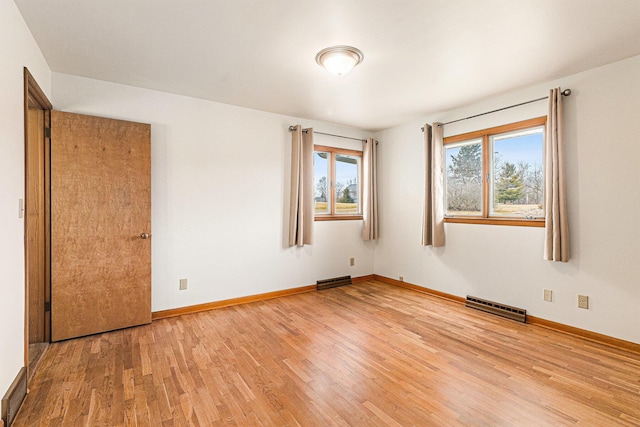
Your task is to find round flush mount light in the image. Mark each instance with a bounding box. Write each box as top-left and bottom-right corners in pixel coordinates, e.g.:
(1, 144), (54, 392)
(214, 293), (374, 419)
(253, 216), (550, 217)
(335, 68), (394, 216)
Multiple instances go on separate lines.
(315, 45), (364, 76)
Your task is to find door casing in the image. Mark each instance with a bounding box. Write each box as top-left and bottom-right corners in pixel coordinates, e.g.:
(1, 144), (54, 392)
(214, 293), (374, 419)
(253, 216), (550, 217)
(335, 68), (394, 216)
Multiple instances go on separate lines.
(23, 68), (52, 379)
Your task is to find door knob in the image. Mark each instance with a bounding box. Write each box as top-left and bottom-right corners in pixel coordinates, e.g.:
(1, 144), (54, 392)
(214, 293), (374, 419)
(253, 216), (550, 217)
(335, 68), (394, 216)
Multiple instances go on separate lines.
(140, 233), (150, 239)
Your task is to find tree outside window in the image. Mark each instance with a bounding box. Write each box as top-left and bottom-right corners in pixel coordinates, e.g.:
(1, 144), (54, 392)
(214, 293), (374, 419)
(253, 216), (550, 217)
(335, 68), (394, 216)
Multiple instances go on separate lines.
(444, 117), (546, 226)
(314, 146), (362, 220)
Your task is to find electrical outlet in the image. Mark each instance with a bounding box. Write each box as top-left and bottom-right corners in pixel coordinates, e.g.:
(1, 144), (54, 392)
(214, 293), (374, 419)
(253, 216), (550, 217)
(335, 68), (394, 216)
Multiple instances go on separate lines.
(179, 278), (188, 290)
(543, 289), (552, 302)
(399, 276), (404, 282)
(350, 257), (355, 266)
(578, 294), (589, 309)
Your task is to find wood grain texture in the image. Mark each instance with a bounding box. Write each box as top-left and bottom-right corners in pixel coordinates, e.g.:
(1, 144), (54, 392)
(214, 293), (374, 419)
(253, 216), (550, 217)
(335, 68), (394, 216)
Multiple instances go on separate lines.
(153, 276), (375, 321)
(376, 274), (466, 303)
(375, 274), (640, 354)
(43, 108), (52, 344)
(443, 217), (545, 227)
(26, 107), (46, 344)
(24, 67), (53, 378)
(50, 111), (151, 341)
(14, 280), (640, 426)
(528, 315), (640, 355)
(351, 274), (375, 283)
(152, 285), (316, 320)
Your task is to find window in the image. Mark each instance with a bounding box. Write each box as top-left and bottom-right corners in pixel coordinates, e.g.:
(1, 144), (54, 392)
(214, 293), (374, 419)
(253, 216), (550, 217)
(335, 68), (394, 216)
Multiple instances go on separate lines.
(444, 117), (546, 226)
(314, 145), (362, 220)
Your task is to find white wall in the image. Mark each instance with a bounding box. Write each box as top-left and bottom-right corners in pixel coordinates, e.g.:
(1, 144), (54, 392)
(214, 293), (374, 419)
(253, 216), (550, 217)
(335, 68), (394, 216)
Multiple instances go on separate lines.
(52, 73), (375, 312)
(374, 55), (640, 344)
(0, 0), (51, 395)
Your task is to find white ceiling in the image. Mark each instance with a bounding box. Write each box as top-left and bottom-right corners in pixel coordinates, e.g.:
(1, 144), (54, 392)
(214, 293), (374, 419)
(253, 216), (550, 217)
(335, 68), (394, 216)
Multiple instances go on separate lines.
(14, 0), (640, 132)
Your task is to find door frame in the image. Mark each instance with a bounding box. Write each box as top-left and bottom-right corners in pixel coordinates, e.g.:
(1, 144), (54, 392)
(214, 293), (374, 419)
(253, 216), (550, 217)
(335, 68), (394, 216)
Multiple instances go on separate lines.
(23, 68), (52, 379)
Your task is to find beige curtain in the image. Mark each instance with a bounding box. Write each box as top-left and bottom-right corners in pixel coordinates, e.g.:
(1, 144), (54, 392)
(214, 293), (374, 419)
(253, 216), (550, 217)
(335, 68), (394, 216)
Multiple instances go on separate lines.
(421, 123), (445, 247)
(288, 125), (314, 247)
(362, 138), (378, 240)
(544, 89), (569, 261)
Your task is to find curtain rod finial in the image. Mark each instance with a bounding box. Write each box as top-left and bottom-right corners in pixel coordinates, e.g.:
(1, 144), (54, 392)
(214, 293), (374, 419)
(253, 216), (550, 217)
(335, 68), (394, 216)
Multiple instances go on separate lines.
(562, 89), (571, 96)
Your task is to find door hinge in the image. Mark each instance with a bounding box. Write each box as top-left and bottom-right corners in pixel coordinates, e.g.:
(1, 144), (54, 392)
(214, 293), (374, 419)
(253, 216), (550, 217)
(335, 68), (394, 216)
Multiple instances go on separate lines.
(44, 128), (51, 138)
(44, 302), (51, 312)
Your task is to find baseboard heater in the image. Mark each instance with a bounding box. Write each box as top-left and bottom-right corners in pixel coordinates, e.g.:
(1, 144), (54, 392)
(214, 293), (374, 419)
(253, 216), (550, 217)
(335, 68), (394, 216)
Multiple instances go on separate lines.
(466, 295), (526, 323)
(317, 275), (352, 291)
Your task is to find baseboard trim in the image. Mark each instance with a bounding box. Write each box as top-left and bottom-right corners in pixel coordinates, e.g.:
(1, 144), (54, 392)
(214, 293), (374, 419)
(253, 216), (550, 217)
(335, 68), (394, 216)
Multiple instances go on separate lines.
(2, 367), (27, 427)
(352, 274), (375, 283)
(527, 315), (640, 354)
(152, 285), (316, 320)
(152, 274), (377, 320)
(374, 274), (466, 303)
(375, 274), (640, 355)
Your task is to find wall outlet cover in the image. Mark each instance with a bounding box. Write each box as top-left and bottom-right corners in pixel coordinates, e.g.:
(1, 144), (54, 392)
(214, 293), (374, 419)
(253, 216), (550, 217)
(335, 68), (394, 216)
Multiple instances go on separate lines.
(578, 294), (589, 309)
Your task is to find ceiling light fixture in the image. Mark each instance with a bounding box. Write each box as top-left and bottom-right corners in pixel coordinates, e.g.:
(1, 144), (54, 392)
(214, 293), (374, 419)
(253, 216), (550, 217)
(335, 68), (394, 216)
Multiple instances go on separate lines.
(315, 45), (364, 76)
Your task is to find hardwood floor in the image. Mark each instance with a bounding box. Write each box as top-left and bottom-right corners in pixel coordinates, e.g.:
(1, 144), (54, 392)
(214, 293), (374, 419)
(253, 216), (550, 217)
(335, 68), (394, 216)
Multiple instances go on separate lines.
(13, 280), (640, 426)
(27, 342), (48, 382)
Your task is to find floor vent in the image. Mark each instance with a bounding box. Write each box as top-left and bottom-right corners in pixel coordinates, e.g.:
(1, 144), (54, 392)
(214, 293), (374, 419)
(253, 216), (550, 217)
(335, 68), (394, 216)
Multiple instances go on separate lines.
(2, 367), (27, 427)
(317, 275), (352, 291)
(466, 295), (526, 323)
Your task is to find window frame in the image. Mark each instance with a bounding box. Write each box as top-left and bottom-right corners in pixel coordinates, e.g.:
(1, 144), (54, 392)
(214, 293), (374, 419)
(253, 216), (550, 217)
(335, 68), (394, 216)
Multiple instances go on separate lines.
(443, 116), (547, 227)
(314, 145), (363, 221)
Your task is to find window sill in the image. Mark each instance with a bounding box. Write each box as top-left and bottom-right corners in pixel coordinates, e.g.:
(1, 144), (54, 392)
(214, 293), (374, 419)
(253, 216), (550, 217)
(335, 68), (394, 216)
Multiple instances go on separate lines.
(444, 217), (545, 227)
(315, 215), (363, 222)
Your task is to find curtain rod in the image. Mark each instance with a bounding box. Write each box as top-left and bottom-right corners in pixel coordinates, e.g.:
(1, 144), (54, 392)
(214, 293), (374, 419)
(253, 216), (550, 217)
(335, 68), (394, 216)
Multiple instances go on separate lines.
(421, 88), (571, 131)
(288, 126), (367, 142)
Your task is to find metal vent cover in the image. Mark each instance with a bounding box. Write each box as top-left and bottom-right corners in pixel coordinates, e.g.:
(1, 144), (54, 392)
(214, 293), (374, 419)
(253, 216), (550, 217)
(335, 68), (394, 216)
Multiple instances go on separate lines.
(466, 295), (526, 323)
(317, 275), (352, 291)
(2, 367), (27, 427)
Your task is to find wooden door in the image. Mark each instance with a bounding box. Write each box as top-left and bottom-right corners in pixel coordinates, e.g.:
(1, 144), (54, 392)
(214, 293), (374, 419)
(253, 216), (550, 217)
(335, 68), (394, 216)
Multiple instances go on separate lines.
(50, 111), (151, 342)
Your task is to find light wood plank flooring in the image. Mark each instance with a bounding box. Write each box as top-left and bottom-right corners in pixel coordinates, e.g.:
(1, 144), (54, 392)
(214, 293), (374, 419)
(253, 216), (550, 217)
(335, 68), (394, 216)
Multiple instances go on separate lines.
(27, 343), (48, 381)
(13, 280), (640, 426)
